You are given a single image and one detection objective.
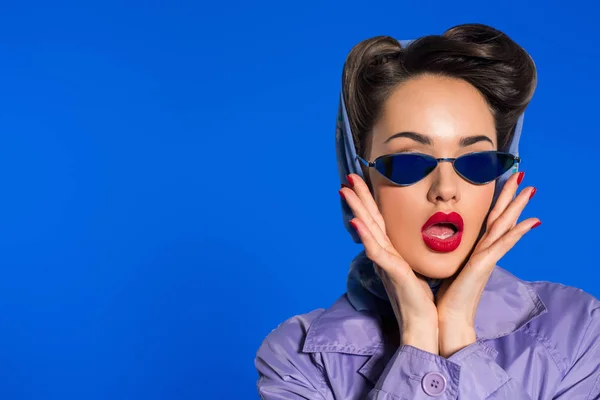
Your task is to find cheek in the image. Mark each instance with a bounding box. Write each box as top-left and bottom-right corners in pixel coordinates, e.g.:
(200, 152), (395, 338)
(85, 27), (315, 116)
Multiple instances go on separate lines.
(373, 184), (425, 237)
(463, 184), (495, 229)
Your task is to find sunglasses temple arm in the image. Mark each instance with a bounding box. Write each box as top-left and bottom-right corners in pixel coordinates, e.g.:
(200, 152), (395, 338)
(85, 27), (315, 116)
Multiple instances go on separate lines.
(355, 155), (374, 168)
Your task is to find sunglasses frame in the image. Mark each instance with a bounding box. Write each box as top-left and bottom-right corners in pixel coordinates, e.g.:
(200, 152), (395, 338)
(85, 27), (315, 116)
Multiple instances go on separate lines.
(356, 150), (521, 186)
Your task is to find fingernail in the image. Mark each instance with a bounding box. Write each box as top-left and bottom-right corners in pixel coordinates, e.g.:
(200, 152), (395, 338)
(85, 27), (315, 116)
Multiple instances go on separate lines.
(346, 175), (354, 187)
(339, 189), (346, 201)
(517, 171), (525, 185)
(350, 220), (358, 232)
(531, 221), (541, 229)
(529, 187), (536, 200)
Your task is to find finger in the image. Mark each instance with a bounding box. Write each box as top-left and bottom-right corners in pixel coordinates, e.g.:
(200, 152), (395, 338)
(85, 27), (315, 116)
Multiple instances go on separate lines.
(486, 171), (523, 231)
(480, 185), (536, 248)
(342, 184), (393, 251)
(347, 173), (387, 236)
(460, 217), (539, 290)
(476, 174), (522, 251)
(479, 218), (540, 266)
(350, 218), (410, 279)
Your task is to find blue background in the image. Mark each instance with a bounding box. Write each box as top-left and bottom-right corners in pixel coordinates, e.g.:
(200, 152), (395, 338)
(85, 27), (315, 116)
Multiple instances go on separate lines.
(0, 0), (597, 399)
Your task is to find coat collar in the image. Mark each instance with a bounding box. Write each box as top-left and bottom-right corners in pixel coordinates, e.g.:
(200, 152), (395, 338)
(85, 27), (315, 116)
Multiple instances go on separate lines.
(302, 266), (548, 384)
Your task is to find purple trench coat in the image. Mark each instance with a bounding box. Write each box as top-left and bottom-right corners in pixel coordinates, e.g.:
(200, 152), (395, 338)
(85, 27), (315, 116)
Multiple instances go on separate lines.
(255, 266), (600, 399)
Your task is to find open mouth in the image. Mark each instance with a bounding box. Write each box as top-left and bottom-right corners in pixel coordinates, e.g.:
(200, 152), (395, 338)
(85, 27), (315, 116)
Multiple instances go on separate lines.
(422, 222), (459, 240)
(421, 212), (464, 253)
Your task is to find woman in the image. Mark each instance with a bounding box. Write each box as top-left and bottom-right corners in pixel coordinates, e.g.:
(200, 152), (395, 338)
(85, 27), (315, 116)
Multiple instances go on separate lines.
(255, 23), (600, 399)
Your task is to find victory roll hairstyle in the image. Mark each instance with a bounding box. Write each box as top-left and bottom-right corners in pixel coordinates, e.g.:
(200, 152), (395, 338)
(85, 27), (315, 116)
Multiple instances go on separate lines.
(342, 23), (537, 170)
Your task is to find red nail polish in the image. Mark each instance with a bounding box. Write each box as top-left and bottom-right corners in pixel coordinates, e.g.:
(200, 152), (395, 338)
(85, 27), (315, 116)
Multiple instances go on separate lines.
(350, 220), (358, 232)
(531, 221), (541, 229)
(529, 187), (536, 199)
(339, 189), (346, 200)
(347, 175), (354, 187)
(517, 171), (525, 185)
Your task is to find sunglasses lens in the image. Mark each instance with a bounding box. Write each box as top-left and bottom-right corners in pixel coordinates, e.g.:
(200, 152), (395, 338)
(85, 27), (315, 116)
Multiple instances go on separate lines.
(375, 154), (437, 185)
(454, 152), (516, 184)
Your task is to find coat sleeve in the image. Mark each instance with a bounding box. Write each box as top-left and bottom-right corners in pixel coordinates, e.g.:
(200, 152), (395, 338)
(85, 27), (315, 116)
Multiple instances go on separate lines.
(367, 342), (534, 400)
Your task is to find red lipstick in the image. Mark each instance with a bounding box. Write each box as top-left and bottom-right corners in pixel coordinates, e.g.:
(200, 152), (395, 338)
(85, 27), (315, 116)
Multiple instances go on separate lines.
(421, 212), (464, 253)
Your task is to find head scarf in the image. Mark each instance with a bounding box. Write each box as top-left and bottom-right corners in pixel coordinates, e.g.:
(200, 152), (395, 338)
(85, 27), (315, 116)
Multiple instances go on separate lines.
(338, 39), (525, 312)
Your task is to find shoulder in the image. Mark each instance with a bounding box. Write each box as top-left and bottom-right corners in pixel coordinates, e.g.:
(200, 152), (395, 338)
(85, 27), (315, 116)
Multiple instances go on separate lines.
(529, 279), (599, 326)
(254, 307), (331, 398)
(256, 307), (326, 356)
(523, 279), (600, 372)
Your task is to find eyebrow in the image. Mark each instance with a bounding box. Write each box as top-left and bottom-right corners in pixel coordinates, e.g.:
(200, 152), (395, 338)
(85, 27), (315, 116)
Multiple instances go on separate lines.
(384, 131), (494, 147)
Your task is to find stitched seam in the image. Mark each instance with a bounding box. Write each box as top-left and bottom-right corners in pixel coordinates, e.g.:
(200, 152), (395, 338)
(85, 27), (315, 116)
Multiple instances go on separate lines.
(477, 341), (499, 359)
(303, 343), (382, 355)
(400, 346), (448, 366)
(301, 308), (328, 348)
(521, 326), (568, 376)
(448, 343), (480, 362)
(524, 282), (546, 311)
(450, 340), (496, 364)
(403, 350), (438, 363)
(529, 281), (600, 308)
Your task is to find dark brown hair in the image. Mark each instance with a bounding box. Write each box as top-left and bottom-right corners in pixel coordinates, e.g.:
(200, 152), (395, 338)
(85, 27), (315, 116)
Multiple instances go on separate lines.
(343, 23), (537, 169)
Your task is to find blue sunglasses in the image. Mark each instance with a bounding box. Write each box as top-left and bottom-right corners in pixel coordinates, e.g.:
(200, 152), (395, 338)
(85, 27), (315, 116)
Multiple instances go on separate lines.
(356, 150), (520, 186)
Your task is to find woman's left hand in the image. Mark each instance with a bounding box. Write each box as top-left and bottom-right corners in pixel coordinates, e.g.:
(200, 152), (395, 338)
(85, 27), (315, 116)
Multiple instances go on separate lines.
(434, 172), (541, 358)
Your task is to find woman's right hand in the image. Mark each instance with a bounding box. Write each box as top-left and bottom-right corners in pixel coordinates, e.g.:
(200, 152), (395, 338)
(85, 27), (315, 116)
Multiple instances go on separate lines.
(340, 174), (439, 354)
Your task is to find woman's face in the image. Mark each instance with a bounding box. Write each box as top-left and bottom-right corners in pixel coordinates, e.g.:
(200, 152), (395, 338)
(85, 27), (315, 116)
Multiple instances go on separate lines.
(367, 74), (497, 280)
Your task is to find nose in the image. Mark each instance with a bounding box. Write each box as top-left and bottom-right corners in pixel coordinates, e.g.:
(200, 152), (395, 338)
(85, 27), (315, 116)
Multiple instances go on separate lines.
(426, 161), (460, 204)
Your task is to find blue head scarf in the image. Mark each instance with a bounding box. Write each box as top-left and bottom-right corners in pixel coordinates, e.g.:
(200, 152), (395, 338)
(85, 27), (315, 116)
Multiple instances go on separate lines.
(338, 39), (525, 313)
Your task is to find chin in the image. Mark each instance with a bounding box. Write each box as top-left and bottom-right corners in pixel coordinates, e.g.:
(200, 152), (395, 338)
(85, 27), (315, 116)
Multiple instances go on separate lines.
(409, 245), (471, 280)
(412, 262), (460, 280)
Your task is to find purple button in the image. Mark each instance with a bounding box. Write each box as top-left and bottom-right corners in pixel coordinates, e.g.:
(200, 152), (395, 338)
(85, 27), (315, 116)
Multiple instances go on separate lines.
(422, 372), (447, 396)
